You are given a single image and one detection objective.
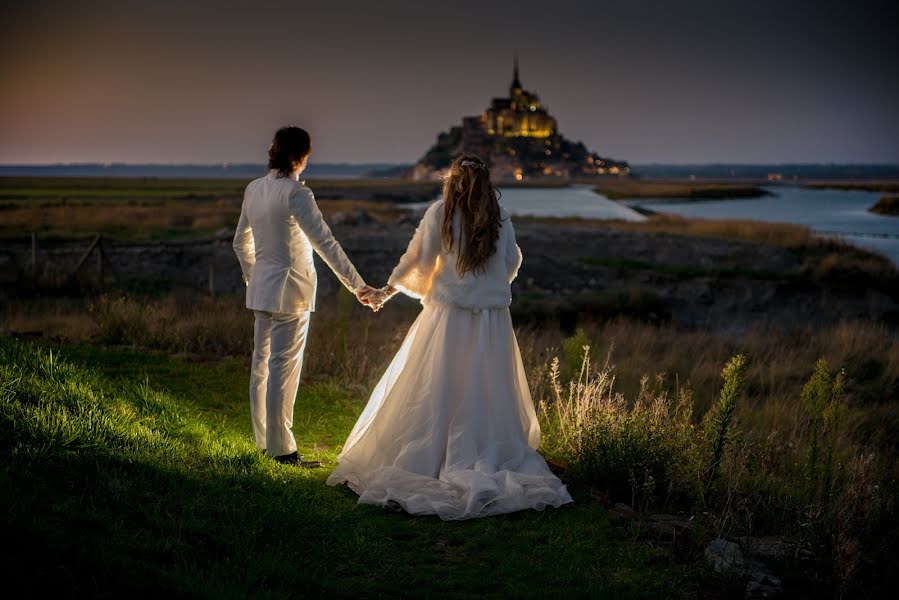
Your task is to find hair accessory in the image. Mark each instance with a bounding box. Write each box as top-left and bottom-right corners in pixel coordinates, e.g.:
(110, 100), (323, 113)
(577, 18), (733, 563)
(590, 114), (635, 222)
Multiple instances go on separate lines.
(460, 160), (485, 170)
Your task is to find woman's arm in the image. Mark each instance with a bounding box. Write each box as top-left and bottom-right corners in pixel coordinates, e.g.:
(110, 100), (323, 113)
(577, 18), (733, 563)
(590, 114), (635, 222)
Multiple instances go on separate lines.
(386, 201), (443, 299)
(503, 214), (523, 282)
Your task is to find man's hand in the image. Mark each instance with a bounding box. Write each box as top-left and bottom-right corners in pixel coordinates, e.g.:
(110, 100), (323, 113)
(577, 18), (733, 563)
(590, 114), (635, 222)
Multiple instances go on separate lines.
(368, 285), (397, 312)
(354, 285), (380, 311)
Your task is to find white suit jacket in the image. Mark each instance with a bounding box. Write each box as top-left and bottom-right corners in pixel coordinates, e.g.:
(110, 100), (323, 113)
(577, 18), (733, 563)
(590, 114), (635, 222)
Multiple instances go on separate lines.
(388, 200), (522, 309)
(233, 170), (365, 313)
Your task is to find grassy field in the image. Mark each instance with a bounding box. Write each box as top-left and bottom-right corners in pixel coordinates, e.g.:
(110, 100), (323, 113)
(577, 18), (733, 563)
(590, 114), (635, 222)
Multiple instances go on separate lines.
(589, 179), (770, 200)
(5, 176), (897, 300)
(3, 175), (898, 596)
(0, 336), (700, 598)
(3, 299), (897, 597)
(516, 213), (899, 299)
(0, 176), (439, 201)
(0, 176), (425, 241)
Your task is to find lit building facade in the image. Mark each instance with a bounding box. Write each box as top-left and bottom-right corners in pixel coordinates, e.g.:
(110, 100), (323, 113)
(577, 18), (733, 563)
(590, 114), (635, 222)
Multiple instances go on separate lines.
(409, 57), (630, 182)
(483, 57), (557, 139)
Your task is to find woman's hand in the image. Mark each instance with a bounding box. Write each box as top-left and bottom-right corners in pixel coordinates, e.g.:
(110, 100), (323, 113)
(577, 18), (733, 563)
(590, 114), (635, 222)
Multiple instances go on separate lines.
(369, 285), (397, 312)
(354, 285), (380, 310)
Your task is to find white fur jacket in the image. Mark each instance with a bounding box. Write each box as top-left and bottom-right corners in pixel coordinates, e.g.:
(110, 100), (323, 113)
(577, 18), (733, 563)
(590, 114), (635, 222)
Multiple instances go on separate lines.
(388, 199), (522, 310)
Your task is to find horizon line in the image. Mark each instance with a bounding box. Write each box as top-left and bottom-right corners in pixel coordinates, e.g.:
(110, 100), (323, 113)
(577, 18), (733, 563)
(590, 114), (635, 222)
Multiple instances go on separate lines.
(3, 161), (899, 168)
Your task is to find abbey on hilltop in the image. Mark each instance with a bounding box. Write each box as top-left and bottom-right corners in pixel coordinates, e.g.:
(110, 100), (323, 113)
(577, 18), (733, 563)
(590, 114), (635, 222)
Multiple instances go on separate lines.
(407, 56), (630, 182)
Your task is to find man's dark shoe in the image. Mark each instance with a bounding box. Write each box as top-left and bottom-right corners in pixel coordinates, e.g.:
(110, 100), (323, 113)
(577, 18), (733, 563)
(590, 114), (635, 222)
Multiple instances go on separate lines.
(273, 451), (321, 468)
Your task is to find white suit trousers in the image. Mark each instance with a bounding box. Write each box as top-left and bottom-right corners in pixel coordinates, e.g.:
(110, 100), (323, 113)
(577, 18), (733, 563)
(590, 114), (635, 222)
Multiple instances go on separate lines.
(250, 310), (311, 457)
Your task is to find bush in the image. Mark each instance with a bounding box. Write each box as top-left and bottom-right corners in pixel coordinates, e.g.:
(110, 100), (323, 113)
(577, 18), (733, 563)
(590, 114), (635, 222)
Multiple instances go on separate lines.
(540, 344), (753, 511)
(539, 344), (699, 509)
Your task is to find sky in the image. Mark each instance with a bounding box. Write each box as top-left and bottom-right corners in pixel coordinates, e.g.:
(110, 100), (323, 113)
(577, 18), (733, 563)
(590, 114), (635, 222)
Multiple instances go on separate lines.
(1, 0), (898, 165)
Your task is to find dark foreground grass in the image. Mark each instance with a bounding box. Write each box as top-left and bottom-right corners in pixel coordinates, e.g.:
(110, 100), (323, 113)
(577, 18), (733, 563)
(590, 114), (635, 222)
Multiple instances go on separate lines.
(579, 255), (794, 282)
(0, 337), (697, 598)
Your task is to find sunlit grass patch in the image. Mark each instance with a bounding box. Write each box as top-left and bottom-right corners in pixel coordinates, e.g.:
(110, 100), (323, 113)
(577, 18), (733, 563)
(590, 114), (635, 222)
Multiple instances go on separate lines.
(1, 336), (690, 598)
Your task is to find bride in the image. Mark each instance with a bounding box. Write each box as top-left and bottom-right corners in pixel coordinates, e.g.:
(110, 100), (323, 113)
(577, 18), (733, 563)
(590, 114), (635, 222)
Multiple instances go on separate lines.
(326, 155), (572, 520)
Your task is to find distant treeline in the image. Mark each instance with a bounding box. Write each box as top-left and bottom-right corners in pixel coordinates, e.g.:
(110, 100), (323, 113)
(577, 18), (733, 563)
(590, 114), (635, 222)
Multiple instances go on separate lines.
(632, 163), (899, 180)
(0, 163), (404, 179)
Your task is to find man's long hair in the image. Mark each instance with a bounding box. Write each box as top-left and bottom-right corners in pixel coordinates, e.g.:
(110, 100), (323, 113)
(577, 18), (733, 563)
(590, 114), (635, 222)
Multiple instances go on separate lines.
(268, 126), (311, 177)
(440, 155), (501, 277)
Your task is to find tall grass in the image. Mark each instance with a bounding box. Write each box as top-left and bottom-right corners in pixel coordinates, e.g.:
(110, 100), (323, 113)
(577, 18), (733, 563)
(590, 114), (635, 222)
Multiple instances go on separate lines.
(703, 355), (747, 487)
(540, 349), (697, 509)
(4, 293), (898, 449)
(802, 359), (847, 504)
(87, 291), (408, 386)
(535, 337), (897, 594)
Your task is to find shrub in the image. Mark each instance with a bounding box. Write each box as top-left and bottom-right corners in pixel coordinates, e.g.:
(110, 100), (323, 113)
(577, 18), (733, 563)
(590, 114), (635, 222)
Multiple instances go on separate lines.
(539, 343), (699, 509)
(539, 343), (755, 510)
(561, 328), (591, 375)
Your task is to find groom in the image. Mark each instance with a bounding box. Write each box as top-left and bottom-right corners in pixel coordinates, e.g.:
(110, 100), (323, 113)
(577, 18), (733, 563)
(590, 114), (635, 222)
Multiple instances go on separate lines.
(233, 126), (377, 467)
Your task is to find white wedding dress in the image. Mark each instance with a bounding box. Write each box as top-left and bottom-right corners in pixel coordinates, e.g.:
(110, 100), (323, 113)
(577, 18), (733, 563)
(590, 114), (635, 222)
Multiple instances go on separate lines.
(326, 200), (572, 520)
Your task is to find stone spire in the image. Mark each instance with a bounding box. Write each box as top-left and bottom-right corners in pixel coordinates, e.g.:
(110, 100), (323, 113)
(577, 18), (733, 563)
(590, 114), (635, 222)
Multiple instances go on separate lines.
(511, 52), (522, 94)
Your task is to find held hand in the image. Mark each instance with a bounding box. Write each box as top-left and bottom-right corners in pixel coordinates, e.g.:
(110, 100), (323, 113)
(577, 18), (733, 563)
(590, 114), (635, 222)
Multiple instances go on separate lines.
(369, 285), (397, 312)
(354, 285), (380, 311)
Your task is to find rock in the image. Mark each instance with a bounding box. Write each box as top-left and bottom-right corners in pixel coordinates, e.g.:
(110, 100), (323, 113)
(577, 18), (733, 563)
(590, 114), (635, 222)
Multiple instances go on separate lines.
(607, 502), (636, 519)
(737, 536), (814, 566)
(745, 561), (783, 599)
(643, 513), (694, 544)
(705, 537), (745, 573)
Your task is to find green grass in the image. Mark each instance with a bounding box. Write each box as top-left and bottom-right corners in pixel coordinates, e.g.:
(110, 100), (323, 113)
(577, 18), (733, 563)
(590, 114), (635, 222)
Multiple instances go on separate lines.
(0, 336), (696, 598)
(0, 176), (439, 204)
(0, 176), (250, 201)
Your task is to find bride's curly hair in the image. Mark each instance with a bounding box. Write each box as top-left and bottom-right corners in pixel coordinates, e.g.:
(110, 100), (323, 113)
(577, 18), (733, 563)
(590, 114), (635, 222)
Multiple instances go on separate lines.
(441, 155), (502, 276)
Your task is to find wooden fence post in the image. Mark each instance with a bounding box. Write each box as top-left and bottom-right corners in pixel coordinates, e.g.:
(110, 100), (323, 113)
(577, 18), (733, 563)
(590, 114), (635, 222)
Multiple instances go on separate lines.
(68, 234), (101, 287)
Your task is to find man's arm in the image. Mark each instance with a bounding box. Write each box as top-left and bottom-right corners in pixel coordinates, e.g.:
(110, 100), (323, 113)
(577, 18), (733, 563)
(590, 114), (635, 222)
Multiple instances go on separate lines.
(232, 200), (255, 285)
(288, 184), (366, 293)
